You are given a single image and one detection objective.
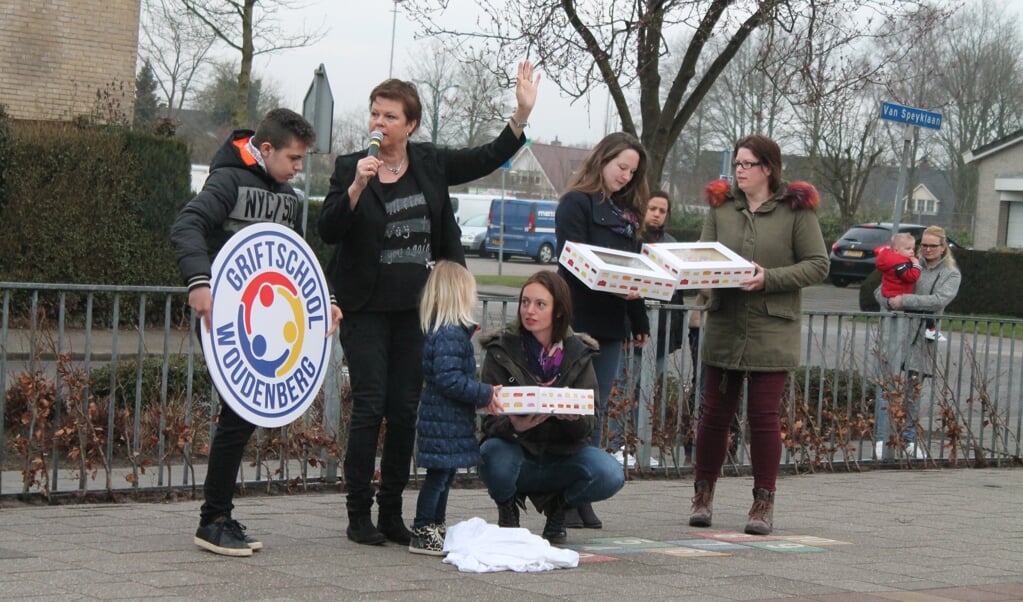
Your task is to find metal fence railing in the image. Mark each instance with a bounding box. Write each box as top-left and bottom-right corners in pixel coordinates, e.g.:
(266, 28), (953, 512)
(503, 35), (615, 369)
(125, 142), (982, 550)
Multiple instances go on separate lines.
(2, 282), (1020, 499)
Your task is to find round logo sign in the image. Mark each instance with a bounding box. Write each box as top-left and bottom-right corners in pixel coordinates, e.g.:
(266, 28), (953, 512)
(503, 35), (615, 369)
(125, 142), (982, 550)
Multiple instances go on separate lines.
(202, 223), (332, 428)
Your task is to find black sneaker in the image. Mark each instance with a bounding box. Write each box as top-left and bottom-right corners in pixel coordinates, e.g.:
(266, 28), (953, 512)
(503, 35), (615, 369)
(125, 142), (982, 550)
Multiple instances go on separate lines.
(224, 519), (262, 551)
(194, 516), (253, 557)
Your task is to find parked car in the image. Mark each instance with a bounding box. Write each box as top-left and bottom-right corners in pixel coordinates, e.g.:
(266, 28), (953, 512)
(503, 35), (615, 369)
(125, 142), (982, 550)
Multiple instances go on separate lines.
(828, 222), (958, 287)
(484, 199), (559, 264)
(459, 213), (490, 257)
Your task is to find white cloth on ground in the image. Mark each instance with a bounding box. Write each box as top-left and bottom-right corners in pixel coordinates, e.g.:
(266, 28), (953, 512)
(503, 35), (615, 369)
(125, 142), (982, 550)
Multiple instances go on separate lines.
(442, 517), (579, 573)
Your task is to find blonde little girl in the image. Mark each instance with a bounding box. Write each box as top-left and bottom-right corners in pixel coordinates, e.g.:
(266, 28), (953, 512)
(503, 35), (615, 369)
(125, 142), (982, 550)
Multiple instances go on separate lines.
(409, 261), (502, 555)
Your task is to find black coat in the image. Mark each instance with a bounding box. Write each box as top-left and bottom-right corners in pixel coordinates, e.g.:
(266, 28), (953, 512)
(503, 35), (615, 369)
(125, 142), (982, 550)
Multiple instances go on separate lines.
(171, 131), (301, 291)
(555, 190), (650, 340)
(318, 126), (525, 311)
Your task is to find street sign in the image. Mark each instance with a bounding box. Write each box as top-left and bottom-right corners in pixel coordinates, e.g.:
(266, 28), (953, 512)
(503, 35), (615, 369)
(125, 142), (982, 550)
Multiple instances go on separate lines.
(303, 64), (334, 154)
(880, 102), (942, 130)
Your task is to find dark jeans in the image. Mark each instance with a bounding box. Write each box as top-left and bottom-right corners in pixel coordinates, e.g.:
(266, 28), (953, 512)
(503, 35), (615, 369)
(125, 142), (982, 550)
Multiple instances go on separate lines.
(694, 366), (787, 492)
(478, 438), (625, 507)
(196, 323), (258, 525)
(591, 337), (624, 448)
(413, 468), (456, 528)
(200, 403), (257, 524)
(340, 309), (423, 518)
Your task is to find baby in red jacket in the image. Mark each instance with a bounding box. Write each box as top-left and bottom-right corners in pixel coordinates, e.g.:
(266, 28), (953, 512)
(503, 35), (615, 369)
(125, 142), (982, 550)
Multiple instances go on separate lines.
(876, 232), (920, 297)
(876, 233), (942, 341)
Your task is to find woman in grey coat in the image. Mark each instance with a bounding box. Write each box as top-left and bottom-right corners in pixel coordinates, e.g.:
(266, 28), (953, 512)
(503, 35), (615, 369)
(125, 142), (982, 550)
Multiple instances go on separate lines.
(874, 225), (962, 457)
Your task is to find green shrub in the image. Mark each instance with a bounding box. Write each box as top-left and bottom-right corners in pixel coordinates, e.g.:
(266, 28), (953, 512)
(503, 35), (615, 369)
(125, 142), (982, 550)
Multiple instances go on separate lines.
(0, 120), (188, 286)
(792, 366), (871, 416)
(0, 104), (9, 212)
(88, 355), (214, 410)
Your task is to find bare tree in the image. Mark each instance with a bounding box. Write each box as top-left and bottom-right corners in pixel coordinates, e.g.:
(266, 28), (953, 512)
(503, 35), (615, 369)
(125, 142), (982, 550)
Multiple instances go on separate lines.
(875, 5), (947, 215)
(406, 42), (510, 147)
(180, 0), (326, 127)
(332, 107), (370, 156)
(407, 40), (463, 145)
(930, 0), (1023, 228)
(813, 92), (886, 229)
(700, 32), (792, 152)
(451, 48), (510, 147)
(193, 59), (284, 127)
(406, 0), (938, 185)
(138, 0), (217, 120)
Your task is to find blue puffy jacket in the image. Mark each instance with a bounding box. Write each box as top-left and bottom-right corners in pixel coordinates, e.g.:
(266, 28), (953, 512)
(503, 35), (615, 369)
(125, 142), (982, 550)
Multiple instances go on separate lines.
(417, 324), (493, 469)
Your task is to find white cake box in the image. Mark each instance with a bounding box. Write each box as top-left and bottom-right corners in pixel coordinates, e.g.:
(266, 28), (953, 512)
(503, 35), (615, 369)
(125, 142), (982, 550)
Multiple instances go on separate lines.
(559, 241), (676, 301)
(641, 242), (755, 289)
(495, 386), (595, 415)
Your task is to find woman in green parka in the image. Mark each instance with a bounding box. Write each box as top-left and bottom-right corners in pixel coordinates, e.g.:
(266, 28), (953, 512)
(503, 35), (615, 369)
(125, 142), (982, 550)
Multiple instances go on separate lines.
(688, 134), (829, 536)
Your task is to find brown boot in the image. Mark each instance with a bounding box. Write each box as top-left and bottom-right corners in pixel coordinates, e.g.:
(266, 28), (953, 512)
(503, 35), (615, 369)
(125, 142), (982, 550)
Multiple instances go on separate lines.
(688, 480), (714, 527)
(744, 488), (775, 535)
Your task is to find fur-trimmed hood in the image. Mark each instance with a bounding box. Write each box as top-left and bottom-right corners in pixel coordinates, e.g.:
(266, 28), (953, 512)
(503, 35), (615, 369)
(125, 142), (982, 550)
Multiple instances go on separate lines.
(704, 179), (820, 211)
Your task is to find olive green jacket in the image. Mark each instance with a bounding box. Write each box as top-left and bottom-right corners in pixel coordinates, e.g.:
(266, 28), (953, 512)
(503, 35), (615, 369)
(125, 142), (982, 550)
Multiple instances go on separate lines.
(699, 180), (829, 371)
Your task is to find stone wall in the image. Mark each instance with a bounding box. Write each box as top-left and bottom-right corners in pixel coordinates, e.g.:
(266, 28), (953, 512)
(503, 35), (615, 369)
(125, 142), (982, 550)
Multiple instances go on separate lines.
(0, 0), (140, 121)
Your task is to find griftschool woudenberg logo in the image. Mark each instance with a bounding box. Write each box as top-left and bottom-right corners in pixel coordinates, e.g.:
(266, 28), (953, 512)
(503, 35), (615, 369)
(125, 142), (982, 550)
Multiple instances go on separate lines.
(202, 223), (332, 428)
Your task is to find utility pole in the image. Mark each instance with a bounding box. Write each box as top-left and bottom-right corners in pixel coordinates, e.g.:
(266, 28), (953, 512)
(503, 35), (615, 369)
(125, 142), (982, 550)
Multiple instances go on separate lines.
(389, 0), (404, 78)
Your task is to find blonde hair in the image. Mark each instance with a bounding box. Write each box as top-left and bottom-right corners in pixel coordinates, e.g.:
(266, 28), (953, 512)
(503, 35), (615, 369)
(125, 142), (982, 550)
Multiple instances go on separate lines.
(419, 260), (478, 332)
(922, 225), (958, 270)
(891, 232), (916, 249)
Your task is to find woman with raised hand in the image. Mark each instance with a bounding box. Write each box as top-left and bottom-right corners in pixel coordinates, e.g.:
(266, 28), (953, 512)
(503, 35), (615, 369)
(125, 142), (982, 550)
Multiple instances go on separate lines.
(318, 62), (539, 546)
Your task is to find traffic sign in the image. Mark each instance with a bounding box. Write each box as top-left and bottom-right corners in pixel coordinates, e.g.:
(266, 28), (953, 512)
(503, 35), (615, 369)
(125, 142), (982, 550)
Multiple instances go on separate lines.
(880, 102), (942, 130)
(303, 64), (334, 154)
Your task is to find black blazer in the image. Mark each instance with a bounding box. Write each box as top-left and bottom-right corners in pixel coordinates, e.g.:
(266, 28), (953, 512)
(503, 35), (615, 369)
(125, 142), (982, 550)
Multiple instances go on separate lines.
(319, 126), (525, 311)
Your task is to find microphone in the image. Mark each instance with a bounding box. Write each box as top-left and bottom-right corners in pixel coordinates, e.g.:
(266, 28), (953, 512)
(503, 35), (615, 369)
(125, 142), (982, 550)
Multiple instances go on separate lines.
(367, 131), (383, 158)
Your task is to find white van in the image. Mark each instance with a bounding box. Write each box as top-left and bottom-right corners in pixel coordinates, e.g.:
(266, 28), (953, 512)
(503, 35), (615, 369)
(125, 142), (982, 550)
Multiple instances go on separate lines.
(451, 192), (509, 224)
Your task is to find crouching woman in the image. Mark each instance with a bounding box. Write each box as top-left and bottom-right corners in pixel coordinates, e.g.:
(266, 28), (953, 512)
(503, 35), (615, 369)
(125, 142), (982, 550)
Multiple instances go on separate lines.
(478, 271), (625, 544)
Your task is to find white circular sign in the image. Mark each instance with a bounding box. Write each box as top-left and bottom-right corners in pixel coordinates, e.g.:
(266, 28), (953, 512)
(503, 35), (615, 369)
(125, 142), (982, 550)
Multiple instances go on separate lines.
(201, 223), (332, 428)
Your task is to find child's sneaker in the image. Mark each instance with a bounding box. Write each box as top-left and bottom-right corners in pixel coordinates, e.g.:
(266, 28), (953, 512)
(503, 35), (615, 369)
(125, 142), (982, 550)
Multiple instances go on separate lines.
(408, 524), (446, 556)
(924, 328), (946, 342)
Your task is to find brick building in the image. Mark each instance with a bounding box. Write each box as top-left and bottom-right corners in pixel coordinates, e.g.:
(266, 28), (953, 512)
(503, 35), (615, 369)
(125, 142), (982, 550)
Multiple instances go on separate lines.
(0, 0), (140, 121)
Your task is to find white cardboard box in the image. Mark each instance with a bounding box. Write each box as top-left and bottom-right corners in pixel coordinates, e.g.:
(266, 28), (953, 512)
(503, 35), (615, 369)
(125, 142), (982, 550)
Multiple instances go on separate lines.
(641, 241), (755, 289)
(495, 386), (595, 415)
(559, 241), (677, 301)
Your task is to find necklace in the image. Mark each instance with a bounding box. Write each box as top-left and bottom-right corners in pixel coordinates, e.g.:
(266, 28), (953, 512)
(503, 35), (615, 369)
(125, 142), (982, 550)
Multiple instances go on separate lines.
(383, 156), (405, 175)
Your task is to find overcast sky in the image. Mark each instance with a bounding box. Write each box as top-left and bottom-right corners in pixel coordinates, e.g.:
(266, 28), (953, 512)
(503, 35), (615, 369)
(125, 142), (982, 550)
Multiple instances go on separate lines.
(245, 0), (1014, 152)
(250, 1), (611, 149)
(247, 1), (613, 149)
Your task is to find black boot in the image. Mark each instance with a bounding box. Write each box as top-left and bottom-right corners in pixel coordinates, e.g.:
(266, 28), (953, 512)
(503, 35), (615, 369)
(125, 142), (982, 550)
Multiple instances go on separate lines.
(347, 514), (386, 545)
(541, 497), (567, 545)
(496, 496), (521, 528)
(377, 513), (413, 545)
(576, 502), (602, 528)
(563, 507), (584, 529)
